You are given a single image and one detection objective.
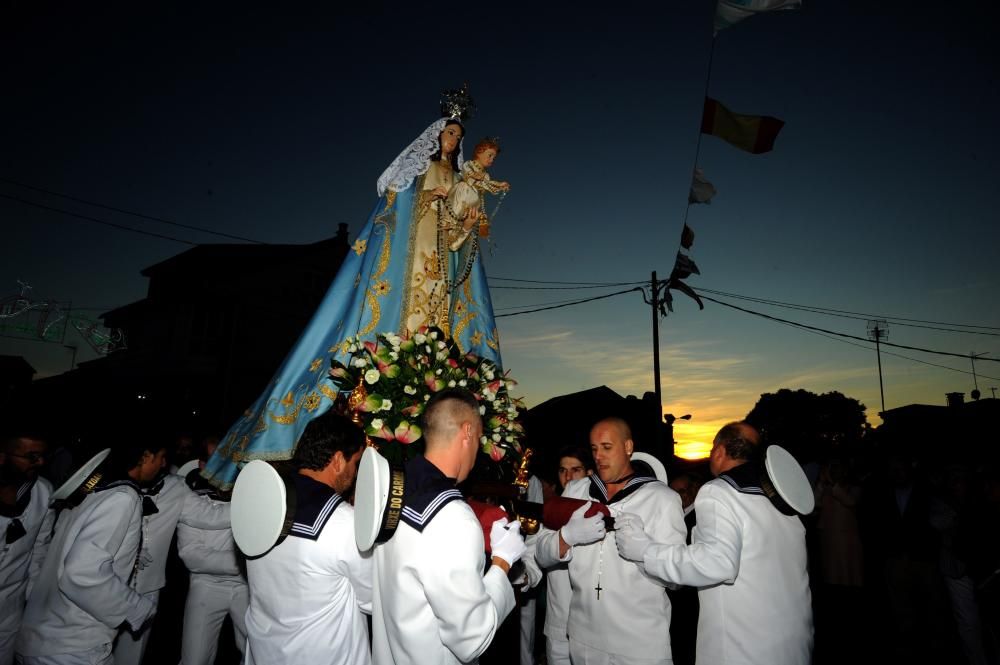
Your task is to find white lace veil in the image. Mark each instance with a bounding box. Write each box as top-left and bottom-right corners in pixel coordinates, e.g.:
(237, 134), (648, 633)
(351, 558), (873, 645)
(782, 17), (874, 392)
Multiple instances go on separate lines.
(376, 118), (466, 196)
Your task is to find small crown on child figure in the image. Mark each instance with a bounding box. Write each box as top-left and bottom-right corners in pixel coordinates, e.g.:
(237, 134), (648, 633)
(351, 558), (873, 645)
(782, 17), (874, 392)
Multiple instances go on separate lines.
(440, 83), (475, 121)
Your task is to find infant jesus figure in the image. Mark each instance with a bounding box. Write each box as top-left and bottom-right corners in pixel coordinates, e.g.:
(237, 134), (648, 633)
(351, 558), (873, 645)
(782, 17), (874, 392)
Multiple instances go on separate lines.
(446, 137), (510, 238)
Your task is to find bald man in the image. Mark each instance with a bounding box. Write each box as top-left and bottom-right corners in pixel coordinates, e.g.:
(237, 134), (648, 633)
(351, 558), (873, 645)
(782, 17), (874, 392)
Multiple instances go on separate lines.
(371, 388), (526, 665)
(615, 422), (813, 665)
(534, 417), (687, 665)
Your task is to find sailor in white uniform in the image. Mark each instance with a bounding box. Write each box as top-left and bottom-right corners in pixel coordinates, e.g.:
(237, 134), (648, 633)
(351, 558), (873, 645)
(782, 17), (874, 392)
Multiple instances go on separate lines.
(16, 449), (161, 665)
(176, 467), (247, 665)
(371, 388), (526, 665)
(111, 444), (231, 665)
(538, 445), (592, 665)
(244, 410), (372, 665)
(0, 432), (53, 665)
(615, 422), (814, 665)
(534, 417), (687, 665)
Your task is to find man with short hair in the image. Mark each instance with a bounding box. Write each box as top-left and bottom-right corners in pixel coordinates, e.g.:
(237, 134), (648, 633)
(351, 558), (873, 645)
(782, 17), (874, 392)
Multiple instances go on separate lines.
(17, 444), (161, 665)
(176, 438), (248, 665)
(112, 441), (230, 665)
(0, 431), (53, 665)
(535, 417), (687, 665)
(244, 410), (372, 665)
(372, 388), (526, 665)
(540, 444), (592, 665)
(615, 422), (813, 665)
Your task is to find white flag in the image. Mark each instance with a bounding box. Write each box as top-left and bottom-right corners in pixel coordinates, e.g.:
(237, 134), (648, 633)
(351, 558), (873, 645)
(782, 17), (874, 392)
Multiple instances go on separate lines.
(715, 0), (801, 32)
(688, 167), (717, 205)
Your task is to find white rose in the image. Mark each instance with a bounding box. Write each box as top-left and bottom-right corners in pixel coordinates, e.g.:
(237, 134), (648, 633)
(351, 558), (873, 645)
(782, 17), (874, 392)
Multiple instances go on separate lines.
(390, 351), (399, 361)
(348, 344), (357, 353)
(425, 345), (432, 354)
(364, 369), (380, 384)
(404, 385), (417, 395)
(381, 398), (393, 411)
(493, 400), (501, 408)
(484, 370), (495, 380)
(447, 380), (456, 388)
(506, 436), (514, 443)
(436, 340), (446, 349)
(435, 369), (442, 375)
(429, 331), (438, 340)
(492, 433), (501, 442)
(480, 435), (488, 444)
(415, 333), (426, 344)
(458, 379), (467, 387)
(423, 394), (430, 401)
(479, 405), (486, 415)
(436, 351), (448, 361)
(352, 357), (367, 368)
(371, 418), (384, 430)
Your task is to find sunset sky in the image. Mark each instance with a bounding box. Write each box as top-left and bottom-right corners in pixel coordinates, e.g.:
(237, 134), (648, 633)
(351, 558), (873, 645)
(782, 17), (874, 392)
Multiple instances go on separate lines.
(3, 3), (998, 461)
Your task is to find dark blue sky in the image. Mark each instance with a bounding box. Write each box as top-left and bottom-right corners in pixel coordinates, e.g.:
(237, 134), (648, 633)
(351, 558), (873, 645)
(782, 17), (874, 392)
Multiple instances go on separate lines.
(3, 2), (998, 449)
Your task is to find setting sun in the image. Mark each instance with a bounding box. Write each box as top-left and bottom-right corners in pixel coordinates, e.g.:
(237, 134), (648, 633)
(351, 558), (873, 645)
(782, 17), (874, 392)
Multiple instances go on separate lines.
(671, 421), (725, 461)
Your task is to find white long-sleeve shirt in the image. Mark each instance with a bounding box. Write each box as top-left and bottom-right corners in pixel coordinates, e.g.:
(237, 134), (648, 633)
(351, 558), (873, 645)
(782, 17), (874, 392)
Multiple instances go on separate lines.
(639, 469), (813, 665)
(134, 474), (230, 594)
(534, 475), (687, 660)
(372, 456), (515, 665)
(0, 479), (53, 665)
(245, 474), (372, 665)
(176, 501), (242, 579)
(16, 483), (155, 657)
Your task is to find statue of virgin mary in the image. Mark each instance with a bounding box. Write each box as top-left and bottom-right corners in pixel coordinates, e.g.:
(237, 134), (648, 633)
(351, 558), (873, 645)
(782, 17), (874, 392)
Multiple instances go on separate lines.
(205, 87), (501, 490)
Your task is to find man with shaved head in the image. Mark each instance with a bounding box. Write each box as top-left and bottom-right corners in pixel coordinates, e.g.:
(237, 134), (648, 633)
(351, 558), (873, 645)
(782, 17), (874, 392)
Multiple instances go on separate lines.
(534, 416), (687, 665)
(615, 422), (814, 665)
(371, 388), (526, 665)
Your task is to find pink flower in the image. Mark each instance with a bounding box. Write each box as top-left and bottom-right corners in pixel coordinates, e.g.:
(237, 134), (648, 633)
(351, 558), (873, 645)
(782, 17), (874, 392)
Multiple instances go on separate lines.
(364, 341), (378, 355)
(394, 421), (422, 444)
(489, 445), (505, 462)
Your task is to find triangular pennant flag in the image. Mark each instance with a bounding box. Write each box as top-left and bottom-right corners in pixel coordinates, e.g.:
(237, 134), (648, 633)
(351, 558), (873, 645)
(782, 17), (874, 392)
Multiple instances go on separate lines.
(701, 98), (785, 154)
(670, 252), (700, 281)
(715, 0), (802, 32)
(688, 168), (717, 204)
(680, 224), (695, 250)
(668, 278), (705, 310)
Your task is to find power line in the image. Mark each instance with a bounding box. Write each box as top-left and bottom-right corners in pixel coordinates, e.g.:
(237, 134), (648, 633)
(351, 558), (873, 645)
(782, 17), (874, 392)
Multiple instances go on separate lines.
(697, 286), (1000, 332)
(492, 283), (645, 291)
(775, 313), (1000, 383)
(495, 287), (641, 318)
(698, 291), (1000, 363)
(2, 194), (198, 246)
(489, 276), (644, 286)
(1, 178), (266, 244)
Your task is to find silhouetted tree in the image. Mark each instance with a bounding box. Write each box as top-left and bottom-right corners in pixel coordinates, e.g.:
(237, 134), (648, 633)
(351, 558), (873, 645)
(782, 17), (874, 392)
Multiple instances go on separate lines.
(745, 388), (869, 462)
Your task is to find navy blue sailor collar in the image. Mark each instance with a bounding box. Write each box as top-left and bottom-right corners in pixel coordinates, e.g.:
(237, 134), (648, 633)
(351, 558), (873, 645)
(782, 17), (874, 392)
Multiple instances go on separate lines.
(287, 474), (344, 541)
(400, 456), (463, 532)
(588, 471), (659, 505)
(0, 479), (35, 518)
(718, 460), (799, 516)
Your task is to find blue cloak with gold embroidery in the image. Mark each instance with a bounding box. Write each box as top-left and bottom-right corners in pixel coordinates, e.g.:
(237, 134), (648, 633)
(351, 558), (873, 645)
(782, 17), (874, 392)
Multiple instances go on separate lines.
(205, 162), (502, 490)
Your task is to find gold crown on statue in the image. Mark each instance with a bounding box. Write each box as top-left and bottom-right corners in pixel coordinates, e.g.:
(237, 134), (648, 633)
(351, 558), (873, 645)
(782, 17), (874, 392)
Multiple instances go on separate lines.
(440, 83), (475, 121)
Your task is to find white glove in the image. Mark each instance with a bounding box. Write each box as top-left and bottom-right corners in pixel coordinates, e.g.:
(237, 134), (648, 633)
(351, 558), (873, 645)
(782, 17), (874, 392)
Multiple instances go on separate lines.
(490, 518), (526, 567)
(560, 502), (606, 547)
(615, 512), (652, 563)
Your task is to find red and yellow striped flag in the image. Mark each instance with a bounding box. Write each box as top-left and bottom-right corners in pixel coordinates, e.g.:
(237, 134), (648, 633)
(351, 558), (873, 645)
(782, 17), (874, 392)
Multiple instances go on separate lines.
(701, 97), (785, 154)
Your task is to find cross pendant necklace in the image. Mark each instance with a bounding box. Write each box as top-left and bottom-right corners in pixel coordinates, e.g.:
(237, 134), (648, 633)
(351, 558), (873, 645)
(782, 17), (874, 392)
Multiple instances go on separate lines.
(595, 540), (604, 600)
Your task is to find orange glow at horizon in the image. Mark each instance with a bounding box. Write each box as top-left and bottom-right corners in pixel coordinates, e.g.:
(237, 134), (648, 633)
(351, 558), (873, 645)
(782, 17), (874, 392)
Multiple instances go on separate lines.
(670, 420), (725, 461)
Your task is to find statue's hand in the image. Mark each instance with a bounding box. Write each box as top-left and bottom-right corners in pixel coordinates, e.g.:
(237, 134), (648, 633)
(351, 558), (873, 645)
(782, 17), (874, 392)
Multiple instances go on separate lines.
(499, 181), (511, 192)
(462, 208), (479, 231)
(432, 186), (449, 199)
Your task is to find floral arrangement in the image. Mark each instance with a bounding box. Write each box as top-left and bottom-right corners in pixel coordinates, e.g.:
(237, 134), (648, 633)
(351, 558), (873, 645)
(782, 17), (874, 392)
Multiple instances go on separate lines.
(328, 327), (524, 465)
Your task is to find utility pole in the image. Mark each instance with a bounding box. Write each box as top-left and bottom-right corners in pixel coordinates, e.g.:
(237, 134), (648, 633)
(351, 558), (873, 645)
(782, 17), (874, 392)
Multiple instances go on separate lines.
(867, 320), (888, 414)
(650, 271), (662, 406)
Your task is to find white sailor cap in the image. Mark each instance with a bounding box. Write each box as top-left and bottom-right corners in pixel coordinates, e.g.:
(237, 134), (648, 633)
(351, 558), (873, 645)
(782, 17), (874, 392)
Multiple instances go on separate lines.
(631, 451), (669, 483)
(231, 460), (297, 557)
(354, 447), (405, 551)
(50, 448), (111, 506)
(761, 445), (815, 516)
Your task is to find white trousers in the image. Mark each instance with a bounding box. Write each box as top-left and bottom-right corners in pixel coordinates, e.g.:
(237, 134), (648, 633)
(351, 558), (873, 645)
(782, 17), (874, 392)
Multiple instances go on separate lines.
(519, 596), (536, 665)
(18, 643), (113, 665)
(568, 638), (671, 665)
(179, 574), (248, 665)
(112, 590), (160, 665)
(545, 635), (571, 665)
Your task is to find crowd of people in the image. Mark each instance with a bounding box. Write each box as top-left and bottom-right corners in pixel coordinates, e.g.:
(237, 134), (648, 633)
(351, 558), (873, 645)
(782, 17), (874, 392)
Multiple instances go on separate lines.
(2, 389), (998, 665)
